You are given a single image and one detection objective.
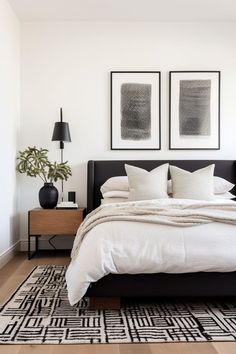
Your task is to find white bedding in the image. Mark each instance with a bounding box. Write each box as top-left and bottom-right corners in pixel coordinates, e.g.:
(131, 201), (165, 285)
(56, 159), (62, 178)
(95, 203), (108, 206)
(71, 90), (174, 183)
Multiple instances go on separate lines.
(66, 198), (236, 305)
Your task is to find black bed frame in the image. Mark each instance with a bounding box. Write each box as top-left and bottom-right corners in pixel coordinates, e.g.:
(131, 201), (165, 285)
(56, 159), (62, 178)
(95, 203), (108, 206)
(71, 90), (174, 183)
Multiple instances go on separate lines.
(85, 160), (236, 298)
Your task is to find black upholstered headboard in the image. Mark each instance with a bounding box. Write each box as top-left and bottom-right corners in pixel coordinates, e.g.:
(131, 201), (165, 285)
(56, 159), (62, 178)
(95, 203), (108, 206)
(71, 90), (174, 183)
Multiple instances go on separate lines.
(87, 160), (236, 213)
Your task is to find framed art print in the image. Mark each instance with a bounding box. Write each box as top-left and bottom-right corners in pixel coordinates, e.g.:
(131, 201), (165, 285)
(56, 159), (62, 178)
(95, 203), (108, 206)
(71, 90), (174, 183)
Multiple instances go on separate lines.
(169, 71), (220, 150)
(111, 71), (161, 150)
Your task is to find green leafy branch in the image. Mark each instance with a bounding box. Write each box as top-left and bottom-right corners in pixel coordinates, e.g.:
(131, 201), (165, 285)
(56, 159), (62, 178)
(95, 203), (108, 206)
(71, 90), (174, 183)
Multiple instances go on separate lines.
(16, 146), (72, 183)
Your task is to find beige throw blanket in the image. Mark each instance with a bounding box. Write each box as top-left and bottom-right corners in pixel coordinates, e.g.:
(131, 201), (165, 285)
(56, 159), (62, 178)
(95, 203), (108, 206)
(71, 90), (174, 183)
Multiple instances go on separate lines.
(71, 199), (236, 260)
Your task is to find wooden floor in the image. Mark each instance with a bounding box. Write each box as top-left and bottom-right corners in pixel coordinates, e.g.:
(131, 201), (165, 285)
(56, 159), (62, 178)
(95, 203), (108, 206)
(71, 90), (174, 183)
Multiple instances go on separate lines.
(0, 253), (236, 354)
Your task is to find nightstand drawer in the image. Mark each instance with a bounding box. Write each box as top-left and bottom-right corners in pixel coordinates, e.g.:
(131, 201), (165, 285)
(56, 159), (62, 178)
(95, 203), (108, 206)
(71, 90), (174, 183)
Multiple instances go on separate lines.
(29, 209), (84, 235)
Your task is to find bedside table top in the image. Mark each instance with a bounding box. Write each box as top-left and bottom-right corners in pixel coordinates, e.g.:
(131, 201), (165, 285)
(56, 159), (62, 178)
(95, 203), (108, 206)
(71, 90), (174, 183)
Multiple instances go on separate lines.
(31, 207), (86, 212)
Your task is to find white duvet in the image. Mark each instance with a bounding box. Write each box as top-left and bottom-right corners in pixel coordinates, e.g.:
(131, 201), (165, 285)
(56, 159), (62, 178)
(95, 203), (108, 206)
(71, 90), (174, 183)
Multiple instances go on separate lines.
(66, 198), (236, 305)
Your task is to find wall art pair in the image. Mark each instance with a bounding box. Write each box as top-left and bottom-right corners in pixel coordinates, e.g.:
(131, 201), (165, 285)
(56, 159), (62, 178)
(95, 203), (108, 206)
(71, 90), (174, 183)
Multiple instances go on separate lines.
(110, 71), (220, 150)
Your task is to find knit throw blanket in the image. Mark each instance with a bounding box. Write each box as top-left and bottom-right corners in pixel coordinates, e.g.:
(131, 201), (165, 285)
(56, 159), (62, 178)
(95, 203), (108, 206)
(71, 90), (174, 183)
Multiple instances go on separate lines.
(71, 199), (236, 260)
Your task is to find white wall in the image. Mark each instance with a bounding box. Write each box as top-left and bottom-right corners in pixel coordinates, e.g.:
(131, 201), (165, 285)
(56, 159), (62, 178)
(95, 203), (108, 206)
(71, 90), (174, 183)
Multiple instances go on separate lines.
(0, 0), (20, 265)
(19, 21), (236, 246)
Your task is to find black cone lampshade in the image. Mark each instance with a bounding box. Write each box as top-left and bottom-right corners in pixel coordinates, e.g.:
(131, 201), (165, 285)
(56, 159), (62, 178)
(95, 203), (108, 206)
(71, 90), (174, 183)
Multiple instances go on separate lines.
(52, 122), (71, 142)
(52, 108), (71, 148)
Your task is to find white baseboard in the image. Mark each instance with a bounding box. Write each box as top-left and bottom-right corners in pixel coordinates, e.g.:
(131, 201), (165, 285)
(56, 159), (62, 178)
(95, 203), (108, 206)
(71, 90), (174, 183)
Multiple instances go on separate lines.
(0, 237), (72, 268)
(0, 241), (20, 269)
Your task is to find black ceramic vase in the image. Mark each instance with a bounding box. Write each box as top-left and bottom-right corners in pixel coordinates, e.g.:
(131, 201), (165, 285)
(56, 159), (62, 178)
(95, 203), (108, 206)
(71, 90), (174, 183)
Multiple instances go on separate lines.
(39, 183), (58, 209)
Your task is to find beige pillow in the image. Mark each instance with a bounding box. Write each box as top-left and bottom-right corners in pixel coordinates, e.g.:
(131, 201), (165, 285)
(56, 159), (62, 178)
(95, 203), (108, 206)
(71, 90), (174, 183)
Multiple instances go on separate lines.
(125, 164), (169, 201)
(102, 191), (129, 199)
(100, 176), (129, 194)
(167, 176), (234, 195)
(170, 164), (215, 200)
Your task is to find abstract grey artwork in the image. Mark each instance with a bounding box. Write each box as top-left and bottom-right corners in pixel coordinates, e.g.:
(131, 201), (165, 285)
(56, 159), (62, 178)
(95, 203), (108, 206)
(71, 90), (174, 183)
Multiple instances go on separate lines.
(179, 80), (211, 136)
(169, 71), (220, 150)
(111, 71), (161, 150)
(120, 83), (151, 141)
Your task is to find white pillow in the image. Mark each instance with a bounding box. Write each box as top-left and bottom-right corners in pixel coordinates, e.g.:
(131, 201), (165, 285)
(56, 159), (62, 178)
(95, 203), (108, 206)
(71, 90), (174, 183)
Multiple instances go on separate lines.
(211, 176), (234, 194)
(167, 175), (234, 195)
(125, 163), (169, 201)
(100, 176), (128, 194)
(102, 191), (129, 199)
(214, 192), (235, 200)
(170, 164), (215, 200)
(101, 198), (128, 204)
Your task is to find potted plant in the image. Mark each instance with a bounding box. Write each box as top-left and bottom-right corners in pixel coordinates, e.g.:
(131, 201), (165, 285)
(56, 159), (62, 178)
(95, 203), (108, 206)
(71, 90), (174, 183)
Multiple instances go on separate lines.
(16, 146), (72, 209)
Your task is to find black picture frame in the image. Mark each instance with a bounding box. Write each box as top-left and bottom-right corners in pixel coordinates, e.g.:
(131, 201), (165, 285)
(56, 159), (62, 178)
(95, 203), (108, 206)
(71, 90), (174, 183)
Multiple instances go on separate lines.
(169, 71), (220, 150)
(111, 71), (161, 150)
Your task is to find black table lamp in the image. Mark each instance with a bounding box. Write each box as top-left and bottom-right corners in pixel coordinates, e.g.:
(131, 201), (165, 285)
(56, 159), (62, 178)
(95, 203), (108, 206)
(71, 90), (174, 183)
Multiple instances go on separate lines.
(52, 107), (71, 201)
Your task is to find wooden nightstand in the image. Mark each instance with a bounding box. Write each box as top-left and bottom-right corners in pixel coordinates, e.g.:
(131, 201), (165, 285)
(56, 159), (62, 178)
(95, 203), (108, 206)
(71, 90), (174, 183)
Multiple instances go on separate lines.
(28, 208), (85, 259)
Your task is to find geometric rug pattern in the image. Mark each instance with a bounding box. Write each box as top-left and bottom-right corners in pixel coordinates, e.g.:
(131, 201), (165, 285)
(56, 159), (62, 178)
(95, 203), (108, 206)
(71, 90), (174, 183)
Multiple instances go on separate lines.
(1, 265), (236, 344)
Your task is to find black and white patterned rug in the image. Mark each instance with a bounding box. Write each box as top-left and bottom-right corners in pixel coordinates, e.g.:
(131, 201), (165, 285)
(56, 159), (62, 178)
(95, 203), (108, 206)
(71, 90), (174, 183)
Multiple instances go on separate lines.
(1, 265), (236, 344)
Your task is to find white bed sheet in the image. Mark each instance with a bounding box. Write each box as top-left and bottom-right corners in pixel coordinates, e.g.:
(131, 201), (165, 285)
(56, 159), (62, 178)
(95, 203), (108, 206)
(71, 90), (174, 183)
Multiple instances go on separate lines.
(66, 199), (236, 305)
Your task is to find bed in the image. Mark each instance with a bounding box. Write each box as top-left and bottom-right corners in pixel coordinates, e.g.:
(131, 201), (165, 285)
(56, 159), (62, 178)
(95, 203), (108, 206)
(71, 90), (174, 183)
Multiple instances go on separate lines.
(66, 160), (236, 307)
